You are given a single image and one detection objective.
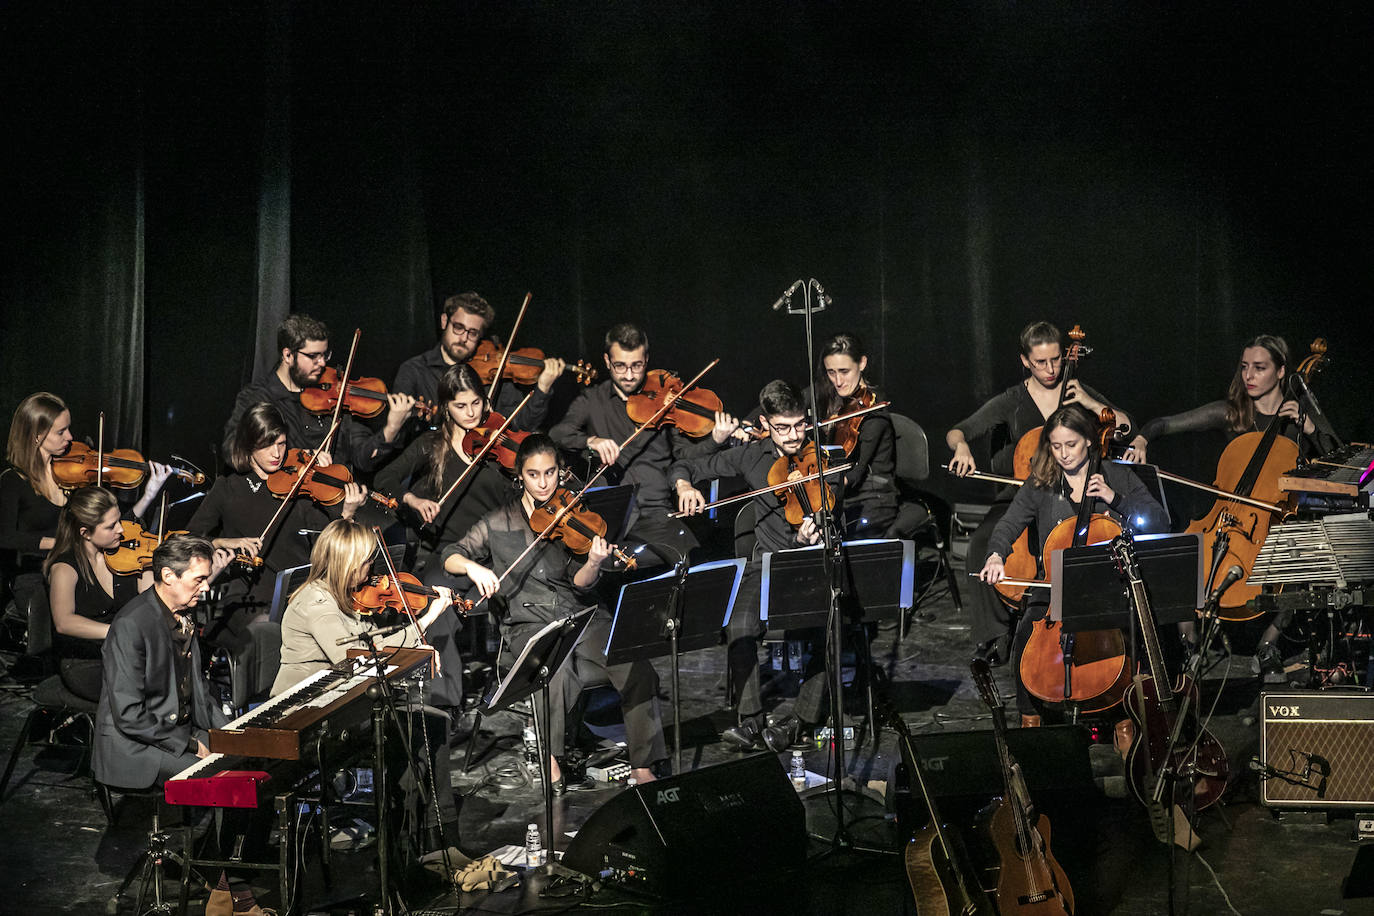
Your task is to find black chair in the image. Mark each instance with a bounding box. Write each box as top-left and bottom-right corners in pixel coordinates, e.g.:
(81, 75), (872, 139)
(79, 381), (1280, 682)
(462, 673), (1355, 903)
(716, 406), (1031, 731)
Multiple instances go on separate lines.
(886, 412), (963, 630)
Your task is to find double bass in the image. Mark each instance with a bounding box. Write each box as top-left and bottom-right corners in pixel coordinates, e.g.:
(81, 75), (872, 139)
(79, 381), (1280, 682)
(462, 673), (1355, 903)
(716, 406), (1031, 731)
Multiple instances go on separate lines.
(1018, 410), (1132, 714)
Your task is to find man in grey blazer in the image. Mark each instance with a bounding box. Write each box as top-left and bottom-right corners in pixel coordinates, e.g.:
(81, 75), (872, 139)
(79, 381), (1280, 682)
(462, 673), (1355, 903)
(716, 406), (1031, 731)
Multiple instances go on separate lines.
(93, 534), (230, 789)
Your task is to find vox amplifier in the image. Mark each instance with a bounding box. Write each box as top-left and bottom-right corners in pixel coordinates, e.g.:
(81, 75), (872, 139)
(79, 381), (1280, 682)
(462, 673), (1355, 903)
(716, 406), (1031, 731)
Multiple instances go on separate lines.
(1260, 690), (1374, 809)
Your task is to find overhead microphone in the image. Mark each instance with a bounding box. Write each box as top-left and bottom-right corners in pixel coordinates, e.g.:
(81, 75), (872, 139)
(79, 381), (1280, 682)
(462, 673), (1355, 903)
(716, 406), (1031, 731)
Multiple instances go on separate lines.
(810, 279), (832, 308)
(770, 279), (804, 311)
(1289, 373), (1323, 414)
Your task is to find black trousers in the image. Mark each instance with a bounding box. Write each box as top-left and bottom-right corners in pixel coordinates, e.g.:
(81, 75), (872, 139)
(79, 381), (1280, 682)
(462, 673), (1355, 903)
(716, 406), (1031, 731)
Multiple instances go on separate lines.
(965, 502), (1018, 647)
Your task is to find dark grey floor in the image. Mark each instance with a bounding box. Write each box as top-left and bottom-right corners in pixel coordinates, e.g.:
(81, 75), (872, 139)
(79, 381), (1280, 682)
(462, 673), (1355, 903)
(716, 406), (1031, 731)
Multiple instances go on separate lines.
(2, 566), (1373, 915)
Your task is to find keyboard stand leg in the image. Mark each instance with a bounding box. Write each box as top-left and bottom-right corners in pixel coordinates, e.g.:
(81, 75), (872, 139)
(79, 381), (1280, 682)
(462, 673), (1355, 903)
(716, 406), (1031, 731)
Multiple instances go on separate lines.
(277, 794), (293, 914)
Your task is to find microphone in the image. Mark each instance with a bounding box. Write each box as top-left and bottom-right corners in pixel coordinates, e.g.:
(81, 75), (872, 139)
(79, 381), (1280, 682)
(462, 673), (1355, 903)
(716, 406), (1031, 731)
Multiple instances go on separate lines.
(770, 279), (804, 311)
(810, 279), (833, 308)
(334, 620), (410, 646)
(1207, 565), (1245, 606)
(1289, 373), (1323, 414)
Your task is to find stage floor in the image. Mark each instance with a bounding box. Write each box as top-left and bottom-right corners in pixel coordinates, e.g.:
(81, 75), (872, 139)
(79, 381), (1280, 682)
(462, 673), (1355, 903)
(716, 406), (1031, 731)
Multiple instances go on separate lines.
(1, 572), (1371, 915)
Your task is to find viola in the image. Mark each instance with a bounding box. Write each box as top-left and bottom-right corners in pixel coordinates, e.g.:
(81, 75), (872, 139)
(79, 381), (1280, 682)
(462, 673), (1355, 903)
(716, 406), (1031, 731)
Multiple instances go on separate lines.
(971, 658), (1075, 915)
(460, 410), (530, 471)
(52, 442), (205, 490)
(827, 385), (878, 456)
(104, 521), (189, 576)
(624, 370), (764, 439)
(265, 449), (398, 511)
(768, 442), (837, 528)
(1110, 535), (1229, 815)
(468, 339), (597, 388)
(299, 367), (438, 422)
(352, 571), (473, 617)
(1018, 409), (1133, 714)
(527, 488), (638, 569)
(1011, 325), (1093, 480)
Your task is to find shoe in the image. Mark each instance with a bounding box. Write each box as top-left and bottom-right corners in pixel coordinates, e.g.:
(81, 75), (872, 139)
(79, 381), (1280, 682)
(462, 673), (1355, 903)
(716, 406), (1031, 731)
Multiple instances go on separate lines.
(763, 715), (802, 752)
(722, 715), (767, 751)
(973, 636), (1010, 668)
(205, 888), (232, 916)
(1252, 642), (1283, 677)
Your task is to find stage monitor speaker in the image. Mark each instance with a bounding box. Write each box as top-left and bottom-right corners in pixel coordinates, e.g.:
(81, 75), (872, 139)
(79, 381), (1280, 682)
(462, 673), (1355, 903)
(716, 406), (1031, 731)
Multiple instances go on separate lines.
(561, 753), (807, 898)
(1261, 690), (1374, 809)
(910, 724), (1095, 799)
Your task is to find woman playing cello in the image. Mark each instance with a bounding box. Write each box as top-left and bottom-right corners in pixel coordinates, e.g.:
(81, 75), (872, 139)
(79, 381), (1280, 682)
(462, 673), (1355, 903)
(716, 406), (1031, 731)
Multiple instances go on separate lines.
(979, 406), (1166, 725)
(946, 323), (1132, 665)
(1124, 334), (1340, 674)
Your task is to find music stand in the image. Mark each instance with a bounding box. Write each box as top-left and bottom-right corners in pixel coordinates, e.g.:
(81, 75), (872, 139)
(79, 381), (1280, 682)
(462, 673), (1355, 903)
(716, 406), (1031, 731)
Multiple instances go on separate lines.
(606, 558), (745, 773)
(580, 485), (636, 543)
(1050, 533), (1204, 631)
(761, 539), (915, 629)
(485, 606), (596, 875)
(1108, 459), (1172, 524)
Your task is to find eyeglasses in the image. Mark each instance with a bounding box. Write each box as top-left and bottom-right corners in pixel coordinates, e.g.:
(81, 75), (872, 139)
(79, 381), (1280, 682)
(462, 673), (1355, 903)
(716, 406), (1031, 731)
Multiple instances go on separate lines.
(296, 348), (332, 363)
(448, 326), (483, 341)
(767, 421), (807, 436)
(610, 361), (646, 374)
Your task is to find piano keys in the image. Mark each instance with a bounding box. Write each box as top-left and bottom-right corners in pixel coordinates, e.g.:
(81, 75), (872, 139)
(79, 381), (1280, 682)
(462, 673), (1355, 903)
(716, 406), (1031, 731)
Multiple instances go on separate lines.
(1279, 442), (1374, 501)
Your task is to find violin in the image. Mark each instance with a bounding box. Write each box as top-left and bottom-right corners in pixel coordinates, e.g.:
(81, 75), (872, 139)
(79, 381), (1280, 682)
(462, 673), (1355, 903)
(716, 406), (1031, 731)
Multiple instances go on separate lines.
(768, 442), (837, 528)
(52, 442), (205, 490)
(624, 370), (764, 439)
(460, 411), (530, 471)
(299, 367), (438, 422)
(352, 571), (473, 617)
(104, 521), (189, 576)
(527, 488), (638, 569)
(468, 339), (597, 388)
(827, 385), (878, 456)
(1018, 409), (1133, 714)
(265, 449), (398, 511)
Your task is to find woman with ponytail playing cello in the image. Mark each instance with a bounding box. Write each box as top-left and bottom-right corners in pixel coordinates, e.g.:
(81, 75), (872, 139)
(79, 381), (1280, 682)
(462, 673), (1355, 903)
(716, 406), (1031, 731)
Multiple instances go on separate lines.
(979, 406), (1166, 725)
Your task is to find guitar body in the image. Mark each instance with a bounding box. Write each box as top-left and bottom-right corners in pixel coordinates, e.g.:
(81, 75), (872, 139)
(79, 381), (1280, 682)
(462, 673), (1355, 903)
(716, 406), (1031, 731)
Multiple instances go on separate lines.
(1123, 673), (1229, 811)
(905, 827), (997, 916)
(987, 801), (1074, 915)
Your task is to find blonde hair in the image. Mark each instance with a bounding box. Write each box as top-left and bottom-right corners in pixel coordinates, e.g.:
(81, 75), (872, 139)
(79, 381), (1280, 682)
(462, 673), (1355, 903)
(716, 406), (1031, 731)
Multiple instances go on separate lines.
(6, 392), (67, 495)
(293, 518), (376, 615)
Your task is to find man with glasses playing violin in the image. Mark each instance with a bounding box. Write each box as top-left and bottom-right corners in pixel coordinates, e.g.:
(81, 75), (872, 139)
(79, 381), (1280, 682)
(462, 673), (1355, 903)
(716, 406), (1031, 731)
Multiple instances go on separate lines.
(392, 292), (560, 438)
(549, 322), (737, 563)
(669, 380), (829, 753)
(222, 314), (414, 473)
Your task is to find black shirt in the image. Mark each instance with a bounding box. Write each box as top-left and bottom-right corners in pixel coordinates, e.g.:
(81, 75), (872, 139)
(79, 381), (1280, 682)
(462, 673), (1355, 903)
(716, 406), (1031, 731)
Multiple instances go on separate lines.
(392, 345), (551, 432)
(669, 438), (810, 556)
(550, 380), (721, 515)
(46, 549), (139, 660)
(1136, 399), (1339, 457)
(222, 370), (397, 473)
(0, 468), (61, 560)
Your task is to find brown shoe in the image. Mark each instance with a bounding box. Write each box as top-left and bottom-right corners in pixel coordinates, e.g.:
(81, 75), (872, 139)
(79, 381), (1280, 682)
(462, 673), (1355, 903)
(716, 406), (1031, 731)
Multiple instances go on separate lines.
(1114, 718), (1136, 759)
(1020, 714), (1042, 728)
(205, 888), (233, 916)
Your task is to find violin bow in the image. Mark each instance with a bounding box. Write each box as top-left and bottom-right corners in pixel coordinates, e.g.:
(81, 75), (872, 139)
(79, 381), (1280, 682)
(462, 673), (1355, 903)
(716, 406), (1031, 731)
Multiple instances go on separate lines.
(813, 400), (889, 430)
(472, 359), (720, 609)
(96, 412), (106, 488)
(240, 414), (343, 565)
(425, 391), (534, 529)
(666, 461), (854, 518)
(322, 328), (364, 455)
(486, 291), (533, 405)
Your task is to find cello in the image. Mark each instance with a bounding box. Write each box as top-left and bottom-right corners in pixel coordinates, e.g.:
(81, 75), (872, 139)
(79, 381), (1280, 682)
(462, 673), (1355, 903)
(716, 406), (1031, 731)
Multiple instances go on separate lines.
(1010, 325), (1093, 479)
(1018, 409), (1133, 715)
(1183, 340), (1325, 620)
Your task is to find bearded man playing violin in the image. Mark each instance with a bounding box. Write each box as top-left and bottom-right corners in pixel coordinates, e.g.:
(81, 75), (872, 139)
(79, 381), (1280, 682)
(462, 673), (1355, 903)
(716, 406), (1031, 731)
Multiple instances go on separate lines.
(549, 322), (736, 563)
(669, 379), (835, 753)
(392, 291), (560, 436)
(222, 314), (414, 473)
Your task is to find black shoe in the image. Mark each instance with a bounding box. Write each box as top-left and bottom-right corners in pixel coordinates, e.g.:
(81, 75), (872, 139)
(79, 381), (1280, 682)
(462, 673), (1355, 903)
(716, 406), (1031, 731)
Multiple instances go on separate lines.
(973, 637), (1009, 668)
(1252, 642), (1283, 677)
(763, 715), (803, 752)
(722, 715), (767, 751)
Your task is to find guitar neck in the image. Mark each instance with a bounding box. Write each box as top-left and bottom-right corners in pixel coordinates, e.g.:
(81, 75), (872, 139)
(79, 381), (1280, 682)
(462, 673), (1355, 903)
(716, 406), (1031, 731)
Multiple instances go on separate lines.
(1128, 570), (1175, 706)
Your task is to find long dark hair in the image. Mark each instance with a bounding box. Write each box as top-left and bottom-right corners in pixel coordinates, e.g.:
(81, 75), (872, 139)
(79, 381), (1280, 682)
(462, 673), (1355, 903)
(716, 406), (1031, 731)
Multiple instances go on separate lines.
(1225, 334), (1289, 434)
(1028, 406), (1101, 489)
(427, 363), (489, 493)
(43, 486), (119, 584)
(229, 403), (289, 474)
(816, 332), (868, 419)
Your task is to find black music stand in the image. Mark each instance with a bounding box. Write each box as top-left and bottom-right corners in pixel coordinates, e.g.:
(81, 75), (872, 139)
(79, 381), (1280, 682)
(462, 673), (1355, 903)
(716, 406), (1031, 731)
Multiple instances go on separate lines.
(486, 607), (596, 876)
(761, 539), (915, 629)
(580, 485), (636, 543)
(606, 558), (745, 773)
(1108, 459), (1172, 524)
(1050, 533), (1204, 631)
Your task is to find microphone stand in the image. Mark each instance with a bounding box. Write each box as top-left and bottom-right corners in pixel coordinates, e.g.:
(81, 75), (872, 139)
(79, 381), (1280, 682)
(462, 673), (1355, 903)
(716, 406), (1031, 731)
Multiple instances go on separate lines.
(779, 278), (854, 848)
(638, 541), (690, 775)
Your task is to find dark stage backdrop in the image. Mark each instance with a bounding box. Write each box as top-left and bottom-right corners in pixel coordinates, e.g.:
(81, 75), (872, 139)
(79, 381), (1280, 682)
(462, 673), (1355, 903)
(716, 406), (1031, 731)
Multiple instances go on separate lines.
(4, 2), (1370, 516)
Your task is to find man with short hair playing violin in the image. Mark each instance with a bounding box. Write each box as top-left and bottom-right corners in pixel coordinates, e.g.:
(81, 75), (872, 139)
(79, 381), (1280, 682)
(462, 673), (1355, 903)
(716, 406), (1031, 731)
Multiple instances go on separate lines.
(222, 314), (414, 473)
(549, 322), (737, 562)
(391, 291), (561, 435)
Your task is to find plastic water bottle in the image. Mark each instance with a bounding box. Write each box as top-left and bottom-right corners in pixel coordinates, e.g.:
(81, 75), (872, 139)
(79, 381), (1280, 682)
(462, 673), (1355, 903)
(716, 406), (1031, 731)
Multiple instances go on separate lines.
(522, 725), (539, 765)
(525, 822), (544, 867)
(790, 750), (807, 790)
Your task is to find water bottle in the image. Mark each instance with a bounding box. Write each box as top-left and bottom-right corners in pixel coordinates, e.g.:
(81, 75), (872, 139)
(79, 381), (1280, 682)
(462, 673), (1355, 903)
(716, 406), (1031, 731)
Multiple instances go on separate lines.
(525, 822), (543, 867)
(522, 725), (539, 766)
(790, 750), (806, 790)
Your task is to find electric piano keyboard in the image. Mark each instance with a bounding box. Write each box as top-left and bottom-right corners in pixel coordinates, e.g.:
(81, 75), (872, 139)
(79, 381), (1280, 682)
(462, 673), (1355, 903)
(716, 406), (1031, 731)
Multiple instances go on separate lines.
(1279, 442), (1374, 499)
